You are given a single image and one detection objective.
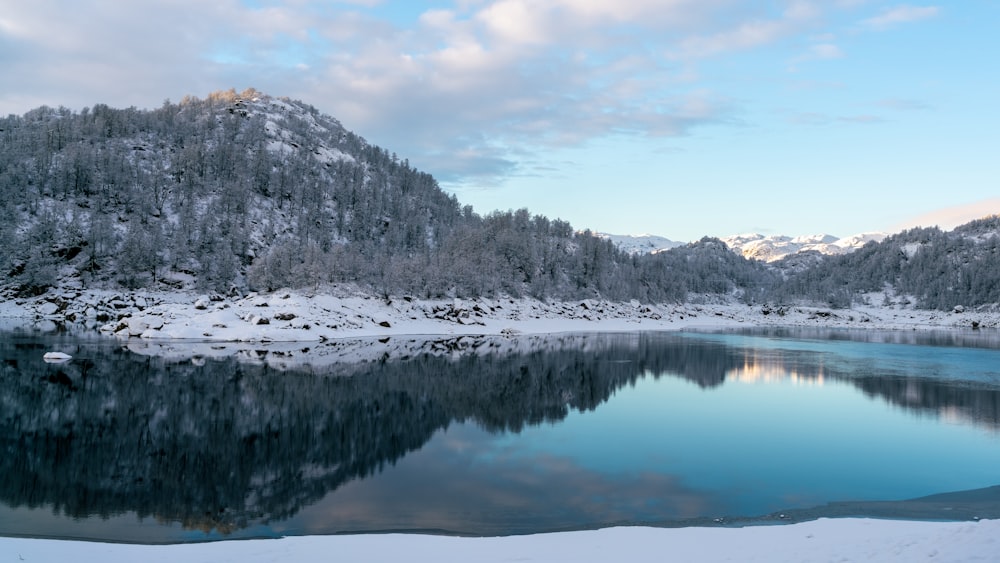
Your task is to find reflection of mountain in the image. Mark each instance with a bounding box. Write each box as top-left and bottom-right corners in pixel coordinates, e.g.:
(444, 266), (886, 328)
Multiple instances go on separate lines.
(0, 332), (664, 535)
(1, 330), (998, 537)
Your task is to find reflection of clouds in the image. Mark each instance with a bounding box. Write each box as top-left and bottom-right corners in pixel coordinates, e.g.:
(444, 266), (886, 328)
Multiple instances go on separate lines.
(436, 427), (481, 454)
(725, 352), (825, 387)
(282, 424), (721, 536)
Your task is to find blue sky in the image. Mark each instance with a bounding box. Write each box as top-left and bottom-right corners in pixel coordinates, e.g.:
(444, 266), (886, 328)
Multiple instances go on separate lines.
(1, 1), (997, 240)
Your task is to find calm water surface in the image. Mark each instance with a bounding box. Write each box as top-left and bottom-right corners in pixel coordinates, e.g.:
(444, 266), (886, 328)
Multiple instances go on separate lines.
(1, 328), (999, 542)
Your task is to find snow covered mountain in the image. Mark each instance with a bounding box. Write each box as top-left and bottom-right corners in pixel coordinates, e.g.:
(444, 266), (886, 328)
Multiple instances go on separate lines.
(601, 231), (888, 262)
(594, 233), (685, 255)
(720, 232), (888, 262)
(0, 89), (742, 304)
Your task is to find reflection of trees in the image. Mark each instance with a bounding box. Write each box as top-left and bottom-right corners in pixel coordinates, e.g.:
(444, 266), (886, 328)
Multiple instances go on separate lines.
(0, 330), (998, 535)
(0, 332), (665, 533)
(854, 376), (1000, 429)
(704, 328), (1000, 430)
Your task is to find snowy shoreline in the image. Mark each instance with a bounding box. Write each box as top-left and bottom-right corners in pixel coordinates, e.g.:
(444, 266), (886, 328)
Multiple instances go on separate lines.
(2, 286), (997, 346)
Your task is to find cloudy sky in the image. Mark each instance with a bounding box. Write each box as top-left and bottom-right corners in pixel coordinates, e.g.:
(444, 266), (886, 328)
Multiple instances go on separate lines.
(2, 1), (997, 240)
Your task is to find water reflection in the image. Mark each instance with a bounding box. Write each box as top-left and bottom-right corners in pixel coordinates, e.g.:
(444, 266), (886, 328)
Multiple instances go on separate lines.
(727, 356), (827, 386)
(697, 328), (1000, 429)
(1, 329), (999, 541)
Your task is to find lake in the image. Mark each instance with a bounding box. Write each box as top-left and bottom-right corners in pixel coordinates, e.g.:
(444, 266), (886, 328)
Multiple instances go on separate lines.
(1, 328), (999, 543)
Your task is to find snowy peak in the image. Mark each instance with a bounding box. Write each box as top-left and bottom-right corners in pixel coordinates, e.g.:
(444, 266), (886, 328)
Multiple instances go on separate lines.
(595, 233), (685, 255)
(211, 89), (357, 165)
(831, 232), (889, 250)
(601, 230), (888, 262)
(721, 232), (887, 262)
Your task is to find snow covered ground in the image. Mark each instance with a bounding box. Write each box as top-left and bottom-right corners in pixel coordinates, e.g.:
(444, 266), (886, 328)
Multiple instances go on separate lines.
(2, 518), (998, 563)
(2, 287), (999, 561)
(2, 286), (996, 348)
(2, 286), (997, 370)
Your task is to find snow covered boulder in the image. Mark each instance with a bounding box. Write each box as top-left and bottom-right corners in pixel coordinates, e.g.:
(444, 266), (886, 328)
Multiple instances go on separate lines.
(37, 302), (60, 316)
(43, 352), (72, 363)
(247, 315), (270, 325)
(126, 318), (149, 336)
(194, 297), (210, 310)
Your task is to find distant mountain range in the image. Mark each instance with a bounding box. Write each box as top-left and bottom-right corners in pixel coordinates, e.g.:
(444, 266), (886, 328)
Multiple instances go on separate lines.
(721, 232), (890, 261)
(598, 232), (888, 262)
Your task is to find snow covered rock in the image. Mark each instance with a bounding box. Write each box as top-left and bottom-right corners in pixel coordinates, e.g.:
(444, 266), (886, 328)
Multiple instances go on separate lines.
(43, 352), (72, 362)
(126, 318), (149, 336)
(37, 302), (60, 316)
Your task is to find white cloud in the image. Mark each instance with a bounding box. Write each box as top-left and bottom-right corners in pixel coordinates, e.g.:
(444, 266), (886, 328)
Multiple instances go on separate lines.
(0, 0), (936, 186)
(476, 0), (552, 46)
(674, 19), (791, 59)
(876, 98), (930, 111)
(788, 41), (844, 70)
(861, 5), (939, 30)
(667, 2), (823, 60)
(838, 114), (883, 123)
(891, 198), (1000, 231)
(809, 43), (845, 59)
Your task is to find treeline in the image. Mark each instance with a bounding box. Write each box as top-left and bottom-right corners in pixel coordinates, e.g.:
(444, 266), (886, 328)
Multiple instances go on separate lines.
(768, 217), (1000, 310)
(1, 90), (997, 310)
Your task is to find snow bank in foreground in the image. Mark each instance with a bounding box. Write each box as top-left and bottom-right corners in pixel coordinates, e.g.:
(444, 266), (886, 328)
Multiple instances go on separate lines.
(3, 518), (997, 563)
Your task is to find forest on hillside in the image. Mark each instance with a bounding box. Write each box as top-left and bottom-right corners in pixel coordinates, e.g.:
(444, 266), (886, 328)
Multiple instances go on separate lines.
(1, 90), (997, 310)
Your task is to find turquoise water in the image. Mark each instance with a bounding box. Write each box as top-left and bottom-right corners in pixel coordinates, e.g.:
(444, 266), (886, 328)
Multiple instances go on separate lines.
(1, 329), (999, 541)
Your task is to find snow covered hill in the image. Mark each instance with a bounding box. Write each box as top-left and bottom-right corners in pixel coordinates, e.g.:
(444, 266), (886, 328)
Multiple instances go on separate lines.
(0, 89), (726, 304)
